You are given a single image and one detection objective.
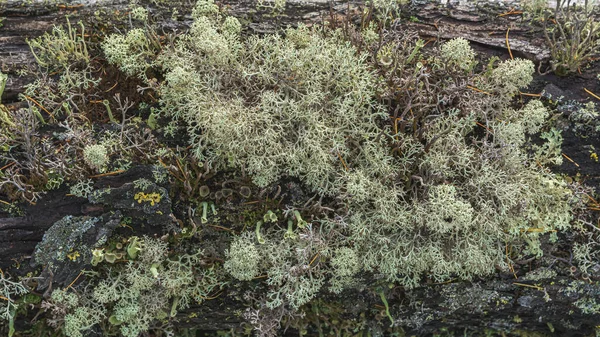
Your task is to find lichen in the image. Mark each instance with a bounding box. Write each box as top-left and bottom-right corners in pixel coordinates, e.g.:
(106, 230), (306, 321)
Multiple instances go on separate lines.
(2, 0), (595, 335)
(33, 215), (101, 267)
(134, 191), (161, 206)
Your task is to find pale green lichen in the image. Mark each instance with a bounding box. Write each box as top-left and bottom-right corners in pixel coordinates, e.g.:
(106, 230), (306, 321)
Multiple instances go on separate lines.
(573, 241), (600, 275)
(26, 1), (585, 334)
(503, 99), (549, 135)
(522, 268), (557, 281)
(481, 58), (535, 96)
(153, 19), (385, 194)
(440, 38), (476, 72)
(191, 0), (219, 18)
(569, 101), (600, 137)
(51, 236), (226, 337)
(130, 6), (148, 21)
(83, 144), (109, 172)
(224, 232), (261, 281)
(574, 297), (600, 315)
(63, 307), (103, 337)
(329, 247), (361, 293)
(69, 179), (94, 198)
(102, 28), (159, 78)
(533, 128), (564, 166)
(1, 273), (28, 335)
(27, 17), (89, 71)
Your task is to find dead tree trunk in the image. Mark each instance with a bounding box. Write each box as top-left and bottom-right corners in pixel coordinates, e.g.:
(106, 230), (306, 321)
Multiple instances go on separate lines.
(1, 0), (599, 335)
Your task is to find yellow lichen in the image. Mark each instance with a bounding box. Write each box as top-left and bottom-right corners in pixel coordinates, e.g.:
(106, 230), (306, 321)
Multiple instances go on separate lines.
(67, 251), (80, 261)
(134, 192), (161, 206)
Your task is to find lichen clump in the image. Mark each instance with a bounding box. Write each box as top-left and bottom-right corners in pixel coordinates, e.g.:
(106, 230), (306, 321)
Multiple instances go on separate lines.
(48, 237), (226, 337)
(440, 37), (476, 71)
(151, 20), (385, 194)
(83, 144), (108, 172)
(224, 232), (261, 281)
(99, 0), (580, 300)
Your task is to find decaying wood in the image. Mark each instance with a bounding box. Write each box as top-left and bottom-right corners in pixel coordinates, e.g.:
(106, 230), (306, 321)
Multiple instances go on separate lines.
(1, 0), (599, 335)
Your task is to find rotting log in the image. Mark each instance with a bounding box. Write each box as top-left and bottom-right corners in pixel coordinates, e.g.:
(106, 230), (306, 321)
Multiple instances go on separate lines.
(1, 0), (600, 335)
